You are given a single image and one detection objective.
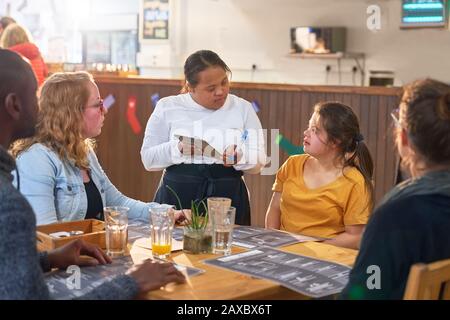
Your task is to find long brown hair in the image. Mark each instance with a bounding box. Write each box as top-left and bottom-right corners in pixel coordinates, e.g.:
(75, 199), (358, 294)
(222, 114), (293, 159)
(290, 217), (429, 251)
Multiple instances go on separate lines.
(315, 101), (374, 211)
(399, 78), (450, 174)
(11, 71), (95, 169)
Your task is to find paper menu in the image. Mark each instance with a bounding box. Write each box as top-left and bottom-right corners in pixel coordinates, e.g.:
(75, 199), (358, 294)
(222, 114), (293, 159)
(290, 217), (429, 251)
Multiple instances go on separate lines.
(175, 134), (223, 160)
(174, 129), (245, 159)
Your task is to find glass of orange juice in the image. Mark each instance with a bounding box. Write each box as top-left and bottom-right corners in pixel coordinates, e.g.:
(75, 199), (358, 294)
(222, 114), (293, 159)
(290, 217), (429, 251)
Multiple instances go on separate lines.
(150, 204), (174, 259)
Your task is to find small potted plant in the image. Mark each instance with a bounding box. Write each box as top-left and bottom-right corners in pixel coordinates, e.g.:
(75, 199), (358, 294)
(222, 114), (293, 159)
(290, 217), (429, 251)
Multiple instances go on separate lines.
(166, 186), (212, 254)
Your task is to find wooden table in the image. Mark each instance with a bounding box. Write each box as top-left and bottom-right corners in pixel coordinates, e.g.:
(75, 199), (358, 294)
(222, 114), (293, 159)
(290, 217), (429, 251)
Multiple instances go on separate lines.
(143, 242), (357, 300)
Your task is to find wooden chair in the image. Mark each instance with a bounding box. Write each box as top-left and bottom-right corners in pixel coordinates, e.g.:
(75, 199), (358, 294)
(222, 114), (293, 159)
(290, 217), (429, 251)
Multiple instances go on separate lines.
(404, 259), (450, 300)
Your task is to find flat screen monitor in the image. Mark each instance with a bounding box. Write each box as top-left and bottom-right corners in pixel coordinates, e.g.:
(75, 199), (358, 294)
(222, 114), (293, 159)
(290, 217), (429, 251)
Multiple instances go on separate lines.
(401, 0), (447, 28)
(290, 27), (346, 54)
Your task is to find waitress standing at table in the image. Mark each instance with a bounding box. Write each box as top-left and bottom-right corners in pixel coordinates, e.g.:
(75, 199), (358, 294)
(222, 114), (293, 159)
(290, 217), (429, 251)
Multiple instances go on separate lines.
(140, 50), (267, 225)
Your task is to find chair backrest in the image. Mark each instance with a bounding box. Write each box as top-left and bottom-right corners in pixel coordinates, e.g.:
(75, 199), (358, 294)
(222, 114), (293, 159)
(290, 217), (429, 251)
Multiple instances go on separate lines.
(404, 259), (450, 300)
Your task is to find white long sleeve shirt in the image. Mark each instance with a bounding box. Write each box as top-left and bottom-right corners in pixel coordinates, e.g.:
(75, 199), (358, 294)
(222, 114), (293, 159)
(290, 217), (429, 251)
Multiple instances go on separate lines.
(140, 93), (267, 173)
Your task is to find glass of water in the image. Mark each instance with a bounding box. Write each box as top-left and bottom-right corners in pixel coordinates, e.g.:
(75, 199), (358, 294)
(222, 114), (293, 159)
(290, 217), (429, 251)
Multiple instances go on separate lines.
(212, 206), (236, 255)
(104, 206), (129, 257)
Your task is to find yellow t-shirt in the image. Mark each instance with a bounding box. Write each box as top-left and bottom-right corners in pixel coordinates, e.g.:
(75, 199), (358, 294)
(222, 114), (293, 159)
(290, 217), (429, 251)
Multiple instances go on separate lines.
(272, 154), (371, 239)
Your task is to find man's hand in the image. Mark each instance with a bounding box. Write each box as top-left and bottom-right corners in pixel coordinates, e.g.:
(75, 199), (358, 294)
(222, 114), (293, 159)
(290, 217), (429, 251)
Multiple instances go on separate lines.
(47, 238), (112, 269)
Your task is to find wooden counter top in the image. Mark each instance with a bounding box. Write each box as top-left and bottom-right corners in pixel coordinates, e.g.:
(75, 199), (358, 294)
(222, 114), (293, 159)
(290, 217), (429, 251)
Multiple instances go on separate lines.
(94, 75), (402, 96)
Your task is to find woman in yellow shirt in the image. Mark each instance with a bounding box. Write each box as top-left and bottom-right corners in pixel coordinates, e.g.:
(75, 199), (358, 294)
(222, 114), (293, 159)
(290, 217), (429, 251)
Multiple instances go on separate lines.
(265, 102), (374, 249)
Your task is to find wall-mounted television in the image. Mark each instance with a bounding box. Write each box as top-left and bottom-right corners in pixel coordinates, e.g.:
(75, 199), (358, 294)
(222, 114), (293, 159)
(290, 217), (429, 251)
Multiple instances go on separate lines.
(290, 27), (346, 54)
(401, 0), (448, 28)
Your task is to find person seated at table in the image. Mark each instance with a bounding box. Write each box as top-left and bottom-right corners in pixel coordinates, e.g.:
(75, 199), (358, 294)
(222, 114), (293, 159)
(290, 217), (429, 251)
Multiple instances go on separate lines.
(341, 79), (450, 299)
(0, 49), (185, 299)
(265, 102), (374, 250)
(11, 71), (182, 225)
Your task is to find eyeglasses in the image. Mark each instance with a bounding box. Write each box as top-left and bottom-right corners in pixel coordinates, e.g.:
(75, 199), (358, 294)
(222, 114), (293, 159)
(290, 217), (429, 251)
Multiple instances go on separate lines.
(85, 99), (105, 111)
(391, 108), (401, 128)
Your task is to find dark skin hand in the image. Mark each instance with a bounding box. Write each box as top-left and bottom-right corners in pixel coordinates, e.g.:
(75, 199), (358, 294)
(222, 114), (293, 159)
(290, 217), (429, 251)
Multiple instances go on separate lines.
(47, 238), (112, 269)
(127, 259), (186, 294)
(47, 240), (186, 296)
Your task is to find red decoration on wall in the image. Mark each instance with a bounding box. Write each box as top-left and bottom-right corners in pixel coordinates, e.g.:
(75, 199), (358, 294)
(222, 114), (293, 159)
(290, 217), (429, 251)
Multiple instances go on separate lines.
(126, 96), (142, 135)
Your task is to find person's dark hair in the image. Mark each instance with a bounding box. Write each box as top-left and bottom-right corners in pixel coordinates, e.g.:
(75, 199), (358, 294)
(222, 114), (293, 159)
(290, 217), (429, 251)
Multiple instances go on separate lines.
(400, 78), (450, 169)
(314, 101), (374, 211)
(181, 50), (231, 93)
(0, 16), (16, 29)
(0, 49), (34, 108)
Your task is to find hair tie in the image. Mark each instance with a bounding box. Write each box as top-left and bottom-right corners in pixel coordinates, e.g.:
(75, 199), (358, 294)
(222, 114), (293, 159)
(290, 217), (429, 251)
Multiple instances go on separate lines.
(355, 133), (364, 142)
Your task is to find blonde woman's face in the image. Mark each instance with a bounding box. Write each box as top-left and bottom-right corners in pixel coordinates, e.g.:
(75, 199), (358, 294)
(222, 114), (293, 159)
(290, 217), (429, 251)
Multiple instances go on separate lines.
(82, 81), (106, 139)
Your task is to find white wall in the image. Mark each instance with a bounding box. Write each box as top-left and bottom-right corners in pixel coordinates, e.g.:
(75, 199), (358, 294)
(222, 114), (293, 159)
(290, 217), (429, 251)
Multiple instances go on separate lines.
(3, 0), (449, 85)
(139, 0), (450, 86)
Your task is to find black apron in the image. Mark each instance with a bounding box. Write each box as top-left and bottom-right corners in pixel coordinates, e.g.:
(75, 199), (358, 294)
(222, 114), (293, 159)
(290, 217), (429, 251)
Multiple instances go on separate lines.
(153, 164), (251, 225)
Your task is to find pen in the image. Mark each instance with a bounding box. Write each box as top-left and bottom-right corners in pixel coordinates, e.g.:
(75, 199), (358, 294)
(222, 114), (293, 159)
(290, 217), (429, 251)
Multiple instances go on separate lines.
(240, 129), (249, 147)
(226, 129), (248, 162)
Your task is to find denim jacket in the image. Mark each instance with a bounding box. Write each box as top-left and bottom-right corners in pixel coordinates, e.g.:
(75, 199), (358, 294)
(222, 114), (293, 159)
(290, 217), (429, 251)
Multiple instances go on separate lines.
(14, 143), (157, 225)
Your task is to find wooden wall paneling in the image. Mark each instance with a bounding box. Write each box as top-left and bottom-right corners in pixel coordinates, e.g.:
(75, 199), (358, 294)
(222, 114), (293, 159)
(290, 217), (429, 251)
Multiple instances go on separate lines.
(291, 92), (302, 146)
(316, 92), (326, 105)
(276, 89), (286, 143)
(97, 83), (123, 193)
(242, 88), (258, 224)
(359, 95), (370, 155)
(251, 90), (272, 225)
(248, 82), (267, 229)
(367, 95), (380, 202)
(240, 88), (260, 223)
(122, 84), (140, 198)
(136, 83), (158, 202)
(325, 92), (336, 103)
(300, 92), (312, 150)
(333, 93), (344, 105)
(283, 91), (294, 145)
(351, 93), (362, 122)
(341, 93), (352, 107)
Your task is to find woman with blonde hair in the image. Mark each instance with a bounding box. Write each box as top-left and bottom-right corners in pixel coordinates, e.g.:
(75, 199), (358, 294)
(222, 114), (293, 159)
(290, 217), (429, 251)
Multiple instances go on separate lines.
(0, 23), (47, 85)
(12, 71), (172, 225)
